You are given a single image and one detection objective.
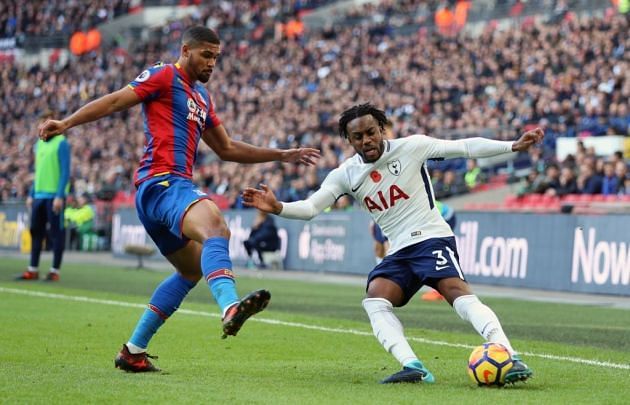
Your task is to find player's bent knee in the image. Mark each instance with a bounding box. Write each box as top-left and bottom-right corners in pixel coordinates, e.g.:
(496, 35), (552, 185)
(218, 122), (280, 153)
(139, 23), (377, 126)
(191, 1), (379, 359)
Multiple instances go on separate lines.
(436, 277), (472, 303)
(178, 270), (202, 284)
(366, 278), (405, 306)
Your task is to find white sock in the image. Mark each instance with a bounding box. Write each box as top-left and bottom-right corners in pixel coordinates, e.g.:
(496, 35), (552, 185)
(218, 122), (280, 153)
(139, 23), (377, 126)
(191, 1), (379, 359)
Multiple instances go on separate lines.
(28, 266), (38, 273)
(362, 298), (418, 367)
(49, 268), (59, 274)
(126, 342), (146, 354)
(453, 294), (517, 355)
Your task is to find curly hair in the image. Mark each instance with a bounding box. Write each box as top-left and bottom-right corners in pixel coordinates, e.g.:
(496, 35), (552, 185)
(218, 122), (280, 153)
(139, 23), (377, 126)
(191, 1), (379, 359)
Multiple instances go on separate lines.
(338, 103), (388, 138)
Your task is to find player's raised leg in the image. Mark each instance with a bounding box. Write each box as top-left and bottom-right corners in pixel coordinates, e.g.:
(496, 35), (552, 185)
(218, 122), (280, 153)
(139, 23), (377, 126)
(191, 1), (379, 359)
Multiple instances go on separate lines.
(437, 277), (533, 383)
(182, 199), (270, 339)
(363, 277), (434, 384)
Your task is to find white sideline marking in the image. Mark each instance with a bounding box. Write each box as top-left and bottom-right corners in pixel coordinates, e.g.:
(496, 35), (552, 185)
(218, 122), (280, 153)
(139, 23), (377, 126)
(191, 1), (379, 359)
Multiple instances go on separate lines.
(2, 286), (629, 371)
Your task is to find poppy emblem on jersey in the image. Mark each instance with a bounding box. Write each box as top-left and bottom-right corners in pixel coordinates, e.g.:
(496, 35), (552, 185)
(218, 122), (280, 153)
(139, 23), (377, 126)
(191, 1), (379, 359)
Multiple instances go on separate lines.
(370, 170), (382, 183)
(135, 70), (150, 83)
(387, 160), (401, 176)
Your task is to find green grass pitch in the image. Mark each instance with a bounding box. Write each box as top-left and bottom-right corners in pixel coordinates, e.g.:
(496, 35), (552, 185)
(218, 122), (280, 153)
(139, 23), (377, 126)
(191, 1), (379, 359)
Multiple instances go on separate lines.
(1, 256), (629, 404)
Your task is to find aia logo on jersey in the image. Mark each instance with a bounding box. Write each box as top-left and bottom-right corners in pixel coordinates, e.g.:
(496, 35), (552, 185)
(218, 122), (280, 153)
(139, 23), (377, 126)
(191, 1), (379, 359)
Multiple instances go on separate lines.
(370, 170), (382, 182)
(364, 184), (410, 212)
(387, 160), (401, 176)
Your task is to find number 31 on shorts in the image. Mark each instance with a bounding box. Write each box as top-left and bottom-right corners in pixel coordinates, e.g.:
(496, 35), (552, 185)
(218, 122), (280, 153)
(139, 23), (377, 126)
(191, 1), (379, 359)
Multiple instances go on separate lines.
(432, 247), (465, 279)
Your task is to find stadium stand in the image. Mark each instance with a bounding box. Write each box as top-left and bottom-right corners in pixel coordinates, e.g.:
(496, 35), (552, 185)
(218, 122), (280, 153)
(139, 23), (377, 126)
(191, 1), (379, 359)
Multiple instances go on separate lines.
(0, 1), (628, 227)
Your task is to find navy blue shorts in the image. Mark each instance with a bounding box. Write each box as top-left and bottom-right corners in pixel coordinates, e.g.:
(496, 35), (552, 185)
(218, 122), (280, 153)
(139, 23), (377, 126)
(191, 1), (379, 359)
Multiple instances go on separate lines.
(135, 174), (210, 256)
(30, 197), (65, 236)
(367, 237), (466, 305)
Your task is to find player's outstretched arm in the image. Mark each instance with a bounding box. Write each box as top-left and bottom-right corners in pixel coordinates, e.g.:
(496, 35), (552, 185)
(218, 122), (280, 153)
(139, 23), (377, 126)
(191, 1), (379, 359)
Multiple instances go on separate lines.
(242, 184), (336, 220)
(427, 127), (545, 159)
(202, 125), (320, 165)
(39, 87), (142, 140)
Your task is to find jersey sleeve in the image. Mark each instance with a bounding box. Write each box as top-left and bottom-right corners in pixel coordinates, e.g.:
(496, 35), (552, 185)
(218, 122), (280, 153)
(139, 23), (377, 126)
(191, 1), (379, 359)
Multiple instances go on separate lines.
(127, 63), (169, 102)
(205, 93), (221, 128)
(319, 167), (349, 199)
(406, 134), (513, 161)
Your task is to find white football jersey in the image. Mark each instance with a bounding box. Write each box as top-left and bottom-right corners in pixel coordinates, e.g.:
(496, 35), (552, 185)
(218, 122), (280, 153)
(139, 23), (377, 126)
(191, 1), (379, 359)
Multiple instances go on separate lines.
(320, 135), (454, 254)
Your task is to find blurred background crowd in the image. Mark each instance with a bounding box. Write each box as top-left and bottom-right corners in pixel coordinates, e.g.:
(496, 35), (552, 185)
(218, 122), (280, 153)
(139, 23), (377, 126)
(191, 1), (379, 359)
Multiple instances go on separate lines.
(1, 0), (628, 214)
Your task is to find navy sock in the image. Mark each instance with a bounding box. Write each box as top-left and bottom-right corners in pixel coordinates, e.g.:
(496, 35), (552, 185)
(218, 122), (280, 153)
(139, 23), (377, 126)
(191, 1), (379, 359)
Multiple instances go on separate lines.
(51, 229), (65, 269)
(201, 237), (239, 315)
(30, 234), (43, 268)
(129, 273), (196, 349)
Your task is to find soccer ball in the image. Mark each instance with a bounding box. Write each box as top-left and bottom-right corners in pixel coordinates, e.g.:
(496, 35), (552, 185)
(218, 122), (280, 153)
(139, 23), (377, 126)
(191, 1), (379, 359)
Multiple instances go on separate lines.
(467, 343), (513, 386)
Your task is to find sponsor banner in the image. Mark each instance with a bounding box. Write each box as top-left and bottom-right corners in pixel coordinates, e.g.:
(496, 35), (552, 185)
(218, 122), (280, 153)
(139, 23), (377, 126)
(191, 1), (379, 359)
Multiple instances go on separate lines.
(4, 203), (627, 296)
(455, 212), (629, 296)
(0, 203), (29, 251)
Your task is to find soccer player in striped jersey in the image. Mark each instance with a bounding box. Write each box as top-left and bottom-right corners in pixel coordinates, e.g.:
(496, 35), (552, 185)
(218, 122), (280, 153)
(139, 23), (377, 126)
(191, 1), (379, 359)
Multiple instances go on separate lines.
(39, 26), (320, 372)
(242, 103), (539, 384)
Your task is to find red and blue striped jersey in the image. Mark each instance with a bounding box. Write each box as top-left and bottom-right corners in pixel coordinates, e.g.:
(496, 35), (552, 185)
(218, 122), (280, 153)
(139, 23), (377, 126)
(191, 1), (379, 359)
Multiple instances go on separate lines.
(128, 62), (221, 186)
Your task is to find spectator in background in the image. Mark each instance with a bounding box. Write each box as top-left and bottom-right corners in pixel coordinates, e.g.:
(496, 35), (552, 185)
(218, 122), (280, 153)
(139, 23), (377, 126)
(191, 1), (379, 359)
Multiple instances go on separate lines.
(539, 164), (561, 194)
(243, 210), (281, 269)
(464, 159), (484, 190)
(601, 162), (620, 195)
(549, 166), (578, 197)
(65, 193), (95, 250)
(333, 195), (354, 210)
(517, 170), (544, 197)
(615, 161), (628, 195)
(609, 103), (630, 135)
(528, 147), (546, 174)
(437, 170), (467, 198)
(17, 110), (70, 282)
(577, 163), (603, 194)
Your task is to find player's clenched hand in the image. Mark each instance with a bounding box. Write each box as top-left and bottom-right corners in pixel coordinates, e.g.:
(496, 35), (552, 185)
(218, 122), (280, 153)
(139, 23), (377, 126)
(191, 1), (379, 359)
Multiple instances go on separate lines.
(242, 184), (283, 214)
(52, 197), (63, 214)
(39, 119), (68, 141)
(512, 127), (544, 152)
(281, 148), (321, 166)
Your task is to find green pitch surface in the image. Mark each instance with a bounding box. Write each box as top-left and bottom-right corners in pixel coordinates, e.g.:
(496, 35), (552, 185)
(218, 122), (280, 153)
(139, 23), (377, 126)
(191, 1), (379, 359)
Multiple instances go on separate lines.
(1, 257), (629, 404)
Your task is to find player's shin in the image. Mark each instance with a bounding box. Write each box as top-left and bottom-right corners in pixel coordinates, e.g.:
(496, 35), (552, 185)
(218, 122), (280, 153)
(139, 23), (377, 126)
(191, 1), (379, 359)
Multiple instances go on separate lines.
(127, 273), (196, 353)
(362, 298), (421, 368)
(201, 237), (239, 315)
(453, 294), (516, 355)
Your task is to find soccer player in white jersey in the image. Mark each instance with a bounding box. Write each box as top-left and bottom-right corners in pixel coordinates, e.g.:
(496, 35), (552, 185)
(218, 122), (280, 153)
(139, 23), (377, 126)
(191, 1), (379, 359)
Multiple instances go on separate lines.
(242, 103), (540, 384)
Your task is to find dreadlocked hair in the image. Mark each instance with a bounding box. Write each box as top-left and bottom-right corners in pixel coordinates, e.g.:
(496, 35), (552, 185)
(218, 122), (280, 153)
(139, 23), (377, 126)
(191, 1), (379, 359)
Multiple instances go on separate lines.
(338, 103), (388, 138)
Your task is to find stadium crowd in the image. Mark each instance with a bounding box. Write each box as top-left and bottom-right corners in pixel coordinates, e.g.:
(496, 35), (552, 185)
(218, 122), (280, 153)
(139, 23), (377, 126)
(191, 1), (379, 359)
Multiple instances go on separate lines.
(0, 0), (336, 41)
(1, 5), (629, 208)
(0, 0), (132, 39)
